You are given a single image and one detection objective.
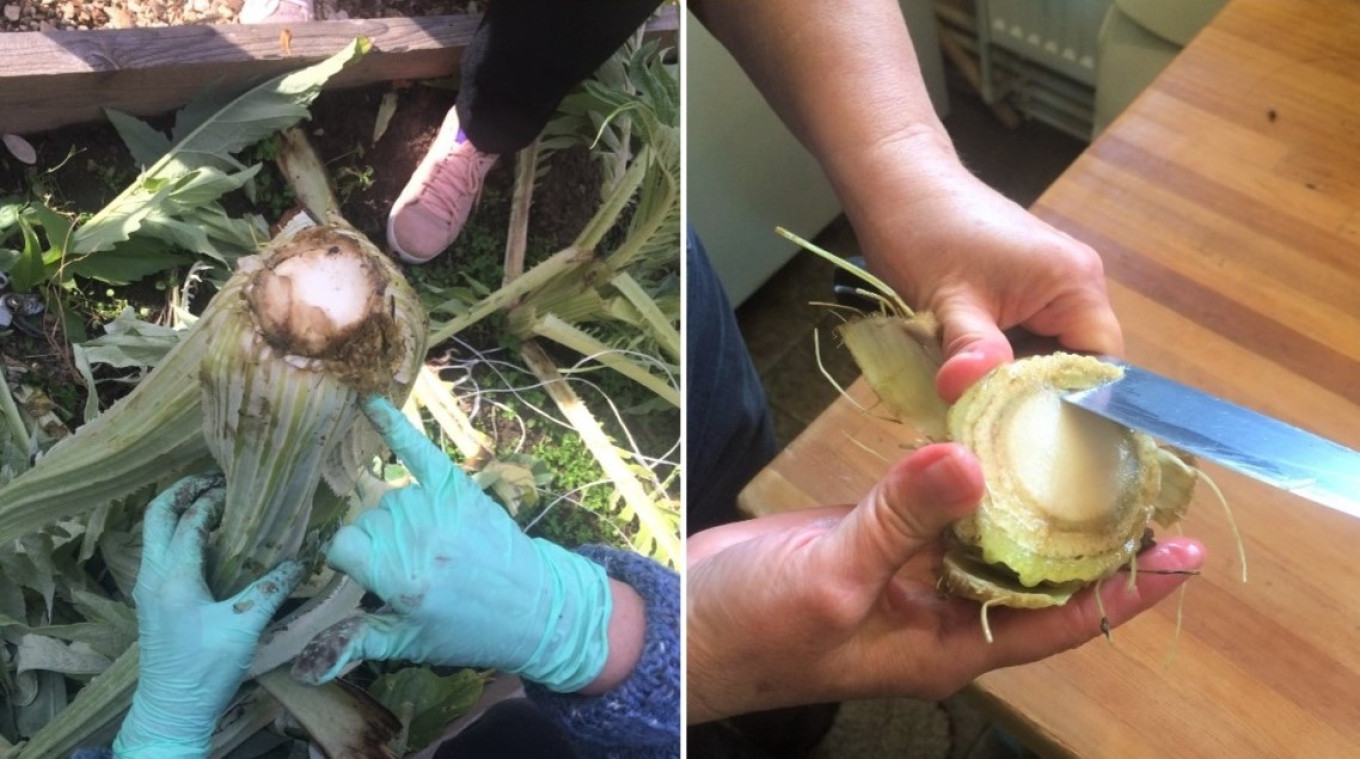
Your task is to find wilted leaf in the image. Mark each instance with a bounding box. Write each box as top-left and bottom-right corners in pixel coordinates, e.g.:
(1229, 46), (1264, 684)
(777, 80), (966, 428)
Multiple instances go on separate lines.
(15, 670), (65, 737)
(16, 635), (111, 676)
(256, 668), (401, 759)
(373, 91), (399, 144)
(474, 459), (541, 515)
(26, 622), (133, 662)
(98, 530), (142, 599)
(0, 577), (24, 629)
(77, 308), (183, 370)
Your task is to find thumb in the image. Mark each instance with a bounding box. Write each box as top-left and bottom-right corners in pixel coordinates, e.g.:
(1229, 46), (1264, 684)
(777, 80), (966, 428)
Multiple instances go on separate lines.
(933, 297), (1013, 403)
(822, 444), (984, 589)
(291, 613), (416, 685)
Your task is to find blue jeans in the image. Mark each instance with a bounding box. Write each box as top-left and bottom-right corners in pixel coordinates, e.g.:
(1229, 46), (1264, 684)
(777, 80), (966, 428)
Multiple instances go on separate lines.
(684, 229), (778, 535)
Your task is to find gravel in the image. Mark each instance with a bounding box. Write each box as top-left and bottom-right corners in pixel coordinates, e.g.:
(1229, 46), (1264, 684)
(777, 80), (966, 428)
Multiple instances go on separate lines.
(0, 0), (476, 32)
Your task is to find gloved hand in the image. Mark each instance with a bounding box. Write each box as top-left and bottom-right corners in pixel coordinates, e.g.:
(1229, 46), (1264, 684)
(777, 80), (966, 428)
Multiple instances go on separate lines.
(290, 396), (613, 693)
(113, 475), (304, 759)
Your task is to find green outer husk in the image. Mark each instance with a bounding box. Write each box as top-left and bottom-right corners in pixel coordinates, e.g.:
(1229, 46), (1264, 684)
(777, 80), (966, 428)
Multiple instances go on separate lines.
(838, 314), (949, 439)
(203, 223), (427, 596)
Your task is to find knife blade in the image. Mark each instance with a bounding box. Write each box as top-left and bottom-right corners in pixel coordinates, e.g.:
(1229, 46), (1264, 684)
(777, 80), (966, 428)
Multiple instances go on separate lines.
(1062, 359), (1360, 519)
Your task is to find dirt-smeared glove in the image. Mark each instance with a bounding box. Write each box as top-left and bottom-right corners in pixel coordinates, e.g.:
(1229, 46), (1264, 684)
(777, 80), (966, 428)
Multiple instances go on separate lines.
(113, 475), (304, 759)
(290, 396), (612, 693)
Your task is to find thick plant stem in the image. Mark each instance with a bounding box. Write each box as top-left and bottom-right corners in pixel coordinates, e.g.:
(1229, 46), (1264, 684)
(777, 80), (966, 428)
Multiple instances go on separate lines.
(531, 314), (678, 407)
(520, 340), (680, 567)
(610, 271), (680, 361)
(411, 366), (493, 468)
(503, 139), (539, 287)
(426, 246), (593, 345)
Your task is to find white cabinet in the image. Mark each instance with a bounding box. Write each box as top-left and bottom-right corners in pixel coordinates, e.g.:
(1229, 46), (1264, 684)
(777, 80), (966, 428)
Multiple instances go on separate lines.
(687, 3), (950, 305)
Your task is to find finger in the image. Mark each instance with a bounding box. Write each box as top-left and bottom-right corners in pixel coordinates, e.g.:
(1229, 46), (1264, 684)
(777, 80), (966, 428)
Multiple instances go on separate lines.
(933, 297), (1014, 403)
(325, 521), (380, 589)
(820, 444), (984, 590)
(290, 613), (410, 685)
(984, 538), (1205, 666)
(361, 396), (453, 490)
(1022, 290), (1125, 359)
(142, 474), (223, 565)
(169, 487), (227, 569)
(225, 560), (307, 636)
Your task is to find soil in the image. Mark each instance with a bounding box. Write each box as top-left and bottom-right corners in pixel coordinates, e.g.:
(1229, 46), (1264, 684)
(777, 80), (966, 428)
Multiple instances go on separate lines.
(0, 79), (603, 431)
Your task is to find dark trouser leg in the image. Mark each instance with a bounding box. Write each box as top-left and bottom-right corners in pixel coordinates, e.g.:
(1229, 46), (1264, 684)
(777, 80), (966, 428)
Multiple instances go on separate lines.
(457, 0), (663, 155)
(684, 229), (778, 535)
(432, 699), (578, 759)
(685, 230), (840, 756)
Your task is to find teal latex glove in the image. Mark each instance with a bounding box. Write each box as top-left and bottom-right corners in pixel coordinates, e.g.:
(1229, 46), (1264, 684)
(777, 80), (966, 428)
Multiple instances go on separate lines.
(113, 475), (304, 759)
(290, 396), (613, 693)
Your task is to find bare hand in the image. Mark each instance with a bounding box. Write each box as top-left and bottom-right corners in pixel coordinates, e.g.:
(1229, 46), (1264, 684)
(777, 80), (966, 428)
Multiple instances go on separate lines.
(685, 444), (1202, 723)
(843, 155), (1123, 402)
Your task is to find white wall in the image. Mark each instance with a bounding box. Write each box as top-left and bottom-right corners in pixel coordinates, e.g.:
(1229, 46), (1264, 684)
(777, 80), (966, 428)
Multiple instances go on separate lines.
(688, 2), (950, 305)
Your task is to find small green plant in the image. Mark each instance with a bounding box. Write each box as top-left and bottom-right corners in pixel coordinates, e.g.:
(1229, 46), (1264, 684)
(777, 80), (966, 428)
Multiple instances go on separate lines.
(334, 163), (375, 203)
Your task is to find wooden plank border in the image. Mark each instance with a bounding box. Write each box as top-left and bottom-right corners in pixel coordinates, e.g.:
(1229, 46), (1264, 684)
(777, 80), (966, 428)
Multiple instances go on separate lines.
(0, 5), (678, 135)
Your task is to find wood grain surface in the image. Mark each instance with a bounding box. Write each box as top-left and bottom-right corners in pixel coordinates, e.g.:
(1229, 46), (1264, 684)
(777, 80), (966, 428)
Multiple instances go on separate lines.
(0, 6), (678, 135)
(739, 0), (1360, 755)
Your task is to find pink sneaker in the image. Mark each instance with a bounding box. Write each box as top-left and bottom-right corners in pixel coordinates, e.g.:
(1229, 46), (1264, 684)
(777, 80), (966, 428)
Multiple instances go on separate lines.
(387, 109), (498, 264)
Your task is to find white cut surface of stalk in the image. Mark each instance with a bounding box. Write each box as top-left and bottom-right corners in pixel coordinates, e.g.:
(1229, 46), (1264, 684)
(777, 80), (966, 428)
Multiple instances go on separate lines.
(1003, 392), (1136, 525)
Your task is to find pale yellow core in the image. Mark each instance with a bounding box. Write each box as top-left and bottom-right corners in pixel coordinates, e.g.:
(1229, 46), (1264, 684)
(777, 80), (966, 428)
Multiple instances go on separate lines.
(1004, 391), (1133, 524)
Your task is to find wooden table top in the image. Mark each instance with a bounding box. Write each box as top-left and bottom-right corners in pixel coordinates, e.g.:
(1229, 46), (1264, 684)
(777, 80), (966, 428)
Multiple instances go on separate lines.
(738, 0), (1360, 755)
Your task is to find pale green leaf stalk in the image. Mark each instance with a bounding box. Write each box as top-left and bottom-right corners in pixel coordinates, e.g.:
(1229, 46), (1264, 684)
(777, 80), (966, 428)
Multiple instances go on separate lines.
(201, 222), (427, 595)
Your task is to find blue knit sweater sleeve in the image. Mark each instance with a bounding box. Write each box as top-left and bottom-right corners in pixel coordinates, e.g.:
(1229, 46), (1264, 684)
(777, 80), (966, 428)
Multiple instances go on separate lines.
(523, 545), (680, 758)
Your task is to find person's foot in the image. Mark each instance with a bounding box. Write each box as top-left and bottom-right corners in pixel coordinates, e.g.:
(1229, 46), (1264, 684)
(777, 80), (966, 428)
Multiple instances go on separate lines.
(238, 0), (312, 23)
(387, 109), (498, 264)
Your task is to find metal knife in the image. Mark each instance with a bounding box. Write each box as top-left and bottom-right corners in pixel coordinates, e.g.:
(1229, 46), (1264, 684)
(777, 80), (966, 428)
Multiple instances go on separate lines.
(1063, 359), (1360, 519)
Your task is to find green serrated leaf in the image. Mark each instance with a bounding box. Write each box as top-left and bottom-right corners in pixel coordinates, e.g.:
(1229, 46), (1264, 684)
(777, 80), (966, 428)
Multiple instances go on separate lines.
(24, 204), (74, 259)
(16, 634), (111, 676)
(76, 309), (183, 370)
(105, 110), (172, 168)
(66, 236), (192, 284)
(71, 37), (370, 256)
(0, 199), (20, 231)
